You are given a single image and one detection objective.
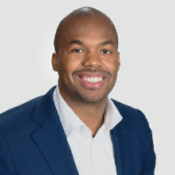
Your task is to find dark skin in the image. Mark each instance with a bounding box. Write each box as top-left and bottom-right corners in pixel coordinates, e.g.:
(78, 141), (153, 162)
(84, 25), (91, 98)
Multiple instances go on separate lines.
(52, 15), (120, 137)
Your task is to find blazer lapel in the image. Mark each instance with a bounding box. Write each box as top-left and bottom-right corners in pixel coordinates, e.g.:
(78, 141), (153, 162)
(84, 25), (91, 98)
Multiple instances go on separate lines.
(111, 121), (131, 175)
(31, 87), (79, 175)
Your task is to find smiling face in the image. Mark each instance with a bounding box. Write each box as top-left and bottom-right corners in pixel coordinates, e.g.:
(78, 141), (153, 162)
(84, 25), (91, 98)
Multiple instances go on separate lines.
(52, 15), (120, 104)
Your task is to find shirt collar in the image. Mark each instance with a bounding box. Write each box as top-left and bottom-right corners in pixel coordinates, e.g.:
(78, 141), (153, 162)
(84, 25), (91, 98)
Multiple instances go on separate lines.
(53, 85), (122, 137)
(104, 99), (123, 131)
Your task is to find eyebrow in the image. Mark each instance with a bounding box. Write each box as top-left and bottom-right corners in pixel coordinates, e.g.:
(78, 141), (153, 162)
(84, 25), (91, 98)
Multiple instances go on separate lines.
(68, 39), (115, 46)
(100, 40), (114, 46)
(68, 39), (84, 45)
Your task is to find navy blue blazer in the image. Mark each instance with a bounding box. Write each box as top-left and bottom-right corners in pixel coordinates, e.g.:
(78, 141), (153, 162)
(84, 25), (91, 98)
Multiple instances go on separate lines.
(0, 87), (156, 175)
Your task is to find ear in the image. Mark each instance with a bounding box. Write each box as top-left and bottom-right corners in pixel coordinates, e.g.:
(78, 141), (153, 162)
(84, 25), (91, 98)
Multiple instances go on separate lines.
(52, 53), (59, 72)
(117, 52), (121, 71)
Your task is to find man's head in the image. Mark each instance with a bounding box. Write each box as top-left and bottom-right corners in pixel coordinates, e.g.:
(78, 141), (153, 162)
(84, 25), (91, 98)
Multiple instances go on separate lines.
(52, 7), (120, 104)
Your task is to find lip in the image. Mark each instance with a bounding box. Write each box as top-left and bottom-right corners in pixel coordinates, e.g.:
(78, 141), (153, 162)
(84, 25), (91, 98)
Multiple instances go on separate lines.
(75, 72), (107, 90)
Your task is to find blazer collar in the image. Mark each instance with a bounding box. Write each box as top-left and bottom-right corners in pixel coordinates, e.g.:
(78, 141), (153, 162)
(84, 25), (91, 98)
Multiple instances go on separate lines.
(111, 99), (131, 175)
(31, 87), (79, 175)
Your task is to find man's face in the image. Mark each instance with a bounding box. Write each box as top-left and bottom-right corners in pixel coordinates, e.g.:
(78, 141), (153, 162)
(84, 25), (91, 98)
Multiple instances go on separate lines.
(52, 15), (120, 104)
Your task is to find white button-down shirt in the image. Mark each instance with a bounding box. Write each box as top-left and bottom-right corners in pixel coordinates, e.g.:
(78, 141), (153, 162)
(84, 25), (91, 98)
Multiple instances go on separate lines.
(53, 86), (122, 175)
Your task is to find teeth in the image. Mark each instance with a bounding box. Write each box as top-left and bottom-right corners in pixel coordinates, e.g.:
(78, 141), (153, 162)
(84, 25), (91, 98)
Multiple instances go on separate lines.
(82, 77), (103, 83)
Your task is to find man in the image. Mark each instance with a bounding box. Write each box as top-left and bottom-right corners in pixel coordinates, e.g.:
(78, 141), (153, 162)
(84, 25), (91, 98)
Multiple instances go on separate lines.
(0, 7), (156, 175)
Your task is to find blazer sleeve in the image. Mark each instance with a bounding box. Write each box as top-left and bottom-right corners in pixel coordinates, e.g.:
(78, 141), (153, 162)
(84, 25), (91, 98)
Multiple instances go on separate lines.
(0, 130), (17, 175)
(139, 110), (156, 175)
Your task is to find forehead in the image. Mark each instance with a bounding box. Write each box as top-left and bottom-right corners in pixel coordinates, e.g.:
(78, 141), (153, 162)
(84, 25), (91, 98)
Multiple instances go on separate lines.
(59, 15), (118, 45)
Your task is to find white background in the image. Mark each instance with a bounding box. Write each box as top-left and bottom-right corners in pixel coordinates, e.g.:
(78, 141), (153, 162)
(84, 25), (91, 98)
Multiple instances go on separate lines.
(0, 0), (174, 174)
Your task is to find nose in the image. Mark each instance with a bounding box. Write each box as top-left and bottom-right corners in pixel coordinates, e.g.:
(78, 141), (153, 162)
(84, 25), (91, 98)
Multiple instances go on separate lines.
(82, 51), (102, 68)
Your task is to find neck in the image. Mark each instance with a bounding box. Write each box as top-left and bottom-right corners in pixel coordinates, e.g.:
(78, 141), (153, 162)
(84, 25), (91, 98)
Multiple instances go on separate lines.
(59, 87), (107, 137)
(72, 100), (107, 137)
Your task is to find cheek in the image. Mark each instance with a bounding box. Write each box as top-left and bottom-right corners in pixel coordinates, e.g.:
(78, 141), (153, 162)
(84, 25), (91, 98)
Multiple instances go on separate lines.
(103, 59), (119, 74)
(65, 58), (81, 74)
(60, 56), (82, 81)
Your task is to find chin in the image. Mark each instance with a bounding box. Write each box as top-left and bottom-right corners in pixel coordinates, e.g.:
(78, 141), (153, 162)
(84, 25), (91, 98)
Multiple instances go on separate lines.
(75, 91), (107, 103)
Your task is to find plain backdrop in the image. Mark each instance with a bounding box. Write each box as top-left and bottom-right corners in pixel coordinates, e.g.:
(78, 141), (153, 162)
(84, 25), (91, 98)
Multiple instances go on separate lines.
(0, 0), (174, 174)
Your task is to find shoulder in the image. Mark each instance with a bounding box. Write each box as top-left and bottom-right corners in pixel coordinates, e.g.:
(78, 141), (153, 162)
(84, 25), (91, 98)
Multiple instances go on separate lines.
(111, 99), (154, 149)
(0, 96), (41, 132)
(0, 86), (55, 134)
(0, 86), (56, 120)
(111, 99), (149, 132)
(0, 97), (40, 118)
(111, 99), (146, 119)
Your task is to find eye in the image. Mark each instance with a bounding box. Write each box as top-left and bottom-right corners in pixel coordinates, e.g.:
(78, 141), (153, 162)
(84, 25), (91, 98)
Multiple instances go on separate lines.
(72, 48), (84, 53)
(101, 49), (112, 54)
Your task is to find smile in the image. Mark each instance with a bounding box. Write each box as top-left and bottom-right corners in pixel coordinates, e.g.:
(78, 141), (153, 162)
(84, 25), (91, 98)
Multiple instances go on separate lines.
(76, 74), (106, 89)
(81, 76), (103, 83)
